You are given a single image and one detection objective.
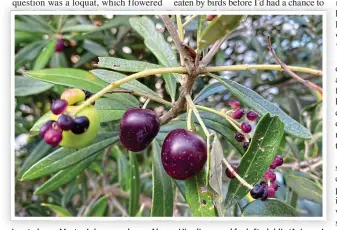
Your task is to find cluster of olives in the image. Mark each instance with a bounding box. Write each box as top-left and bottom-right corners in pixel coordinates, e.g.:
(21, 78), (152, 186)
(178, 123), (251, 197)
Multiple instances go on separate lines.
(119, 108), (207, 180)
(39, 89), (100, 149)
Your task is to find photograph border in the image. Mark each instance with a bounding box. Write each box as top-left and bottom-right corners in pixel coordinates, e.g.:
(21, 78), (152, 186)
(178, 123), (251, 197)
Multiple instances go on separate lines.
(11, 10), (327, 221)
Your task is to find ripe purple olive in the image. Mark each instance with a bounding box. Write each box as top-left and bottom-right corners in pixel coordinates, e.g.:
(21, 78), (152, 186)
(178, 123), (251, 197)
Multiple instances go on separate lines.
(39, 120), (55, 138)
(161, 129), (207, 180)
(44, 129), (62, 147)
(225, 165), (238, 179)
(55, 39), (66, 52)
(119, 108), (160, 152)
(51, 99), (68, 115)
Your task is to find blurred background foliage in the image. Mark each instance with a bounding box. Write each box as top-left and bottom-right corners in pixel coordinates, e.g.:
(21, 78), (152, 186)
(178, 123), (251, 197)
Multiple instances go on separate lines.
(15, 15), (322, 217)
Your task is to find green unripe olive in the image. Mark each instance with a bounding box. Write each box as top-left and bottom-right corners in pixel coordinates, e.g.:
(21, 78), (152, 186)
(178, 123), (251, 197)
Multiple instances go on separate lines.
(61, 88), (86, 106)
(51, 105), (100, 149)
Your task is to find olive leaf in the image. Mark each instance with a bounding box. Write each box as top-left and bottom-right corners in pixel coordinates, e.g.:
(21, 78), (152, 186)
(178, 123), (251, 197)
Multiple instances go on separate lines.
(209, 135), (223, 197)
(224, 113), (284, 210)
(185, 170), (217, 217)
(198, 15), (246, 50)
(284, 173), (322, 204)
(211, 74), (312, 139)
(151, 140), (173, 217)
(242, 199), (298, 217)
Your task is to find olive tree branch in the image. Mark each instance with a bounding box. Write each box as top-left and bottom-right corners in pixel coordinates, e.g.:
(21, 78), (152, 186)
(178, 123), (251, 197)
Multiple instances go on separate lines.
(63, 64), (322, 116)
(200, 37), (226, 67)
(266, 35), (323, 94)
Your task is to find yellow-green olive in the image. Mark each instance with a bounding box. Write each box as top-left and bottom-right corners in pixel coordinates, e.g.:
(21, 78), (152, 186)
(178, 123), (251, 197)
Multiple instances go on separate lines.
(61, 88), (86, 106)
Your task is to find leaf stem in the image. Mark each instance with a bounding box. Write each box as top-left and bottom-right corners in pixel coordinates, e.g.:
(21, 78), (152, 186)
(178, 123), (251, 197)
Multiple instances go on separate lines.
(185, 95), (212, 186)
(142, 98), (151, 109)
(186, 107), (193, 131)
(185, 95), (210, 137)
(196, 105), (250, 142)
(182, 15), (198, 28)
(176, 15), (184, 41)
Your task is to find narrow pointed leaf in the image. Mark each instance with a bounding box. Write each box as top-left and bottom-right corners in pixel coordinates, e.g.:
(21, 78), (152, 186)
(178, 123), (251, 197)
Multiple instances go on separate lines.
(61, 24), (97, 32)
(128, 151), (140, 217)
(151, 140), (173, 217)
(242, 199), (298, 217)
(193, 82), (226, 104)
(41, 203), (72, 217)
(34, 153), (99, 195)
(33, 39), (56, 70)
(284, 173), (322, 204)
(83, 39), (109, 57)
(198, 15), (246, 50)
(130, 16), (178, 101)
(50, 52), (68, 68)
(115, 146), (130, 192)
(86, 196), (108, 217)
(224, 113), (284, 209)
(25, 68), (107, 93)
(15, 76), (53, 97)
(18, 141), (52, 179)
(212, 75), (311, 139)
(92, 69), (161, 99)
(21, 134), (118, 181)
(185, 171), (217, 217)
(209, 135), (223, 196)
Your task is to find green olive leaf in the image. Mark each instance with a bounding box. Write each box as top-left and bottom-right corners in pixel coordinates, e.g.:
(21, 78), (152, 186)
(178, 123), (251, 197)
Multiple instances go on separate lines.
(41, 203), (72, 217)
(21, 134), (118, 181)
(33, 39), (57, 70)
(224, 113), (284, 210)
(242, 199), (298, 217)
(185, 170), (217, 217)
(18, 141), (52, 180)
(130, 16), (178, 102)
(151, 140), (173, 217)
(34, 153), (99, 195)
(211, 74), (312, 139)
(86, 196), (108, 217)
(15, 76), (53, 97)
(91, 69), (161, 99)
(25, 68), (107, 93)
(128, 151), (140, 217)
(284, 173), (322, 204)
(198, 15), (246, 50)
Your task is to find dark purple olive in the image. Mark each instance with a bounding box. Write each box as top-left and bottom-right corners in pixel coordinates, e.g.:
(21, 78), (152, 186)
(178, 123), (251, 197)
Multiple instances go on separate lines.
(161, 129), (207, 180)
(119, 108), (160, 152)
(55, 39), (66, 52)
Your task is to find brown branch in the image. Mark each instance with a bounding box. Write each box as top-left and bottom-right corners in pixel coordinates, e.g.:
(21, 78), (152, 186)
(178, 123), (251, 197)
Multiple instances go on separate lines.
(106, 89), (134, 94)
(159, 16), (200, 125)
(266, 35), (323, 94)
(200, 37), (226, 67)
(160, 15), (196, 76)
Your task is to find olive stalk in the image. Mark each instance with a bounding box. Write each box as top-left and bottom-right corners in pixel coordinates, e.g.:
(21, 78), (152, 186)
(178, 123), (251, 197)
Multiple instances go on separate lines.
(197, 106), (250, 142)
(185, 94), (212, 186)
(222, 158), (254, 190)
(72, 64), (322, 115)
(182, 15), (198, 28)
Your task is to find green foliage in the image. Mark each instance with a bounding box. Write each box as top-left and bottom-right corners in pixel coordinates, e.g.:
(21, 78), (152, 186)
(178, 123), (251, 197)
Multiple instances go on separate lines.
(242, 199), (298, 217)
(224, 114), (284, 209)
(15, 15), (322, 218)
